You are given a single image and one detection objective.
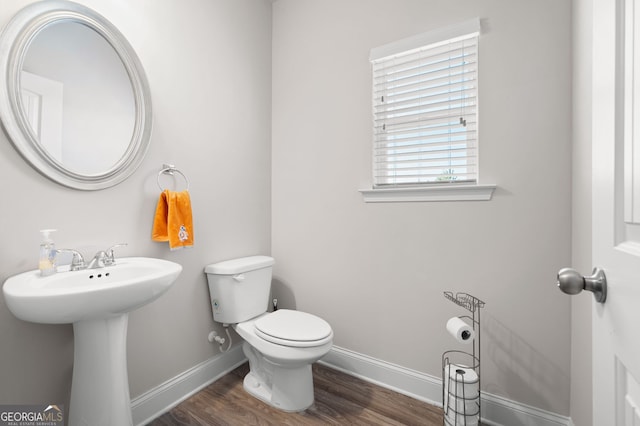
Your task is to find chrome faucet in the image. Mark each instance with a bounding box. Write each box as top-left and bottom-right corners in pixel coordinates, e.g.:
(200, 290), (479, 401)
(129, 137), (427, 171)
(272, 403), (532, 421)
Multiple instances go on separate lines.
(55, 243), (128, 271)
(87, 251), (108, 269)
(88, 243), (128, 269)
(55, 249), (86, 271)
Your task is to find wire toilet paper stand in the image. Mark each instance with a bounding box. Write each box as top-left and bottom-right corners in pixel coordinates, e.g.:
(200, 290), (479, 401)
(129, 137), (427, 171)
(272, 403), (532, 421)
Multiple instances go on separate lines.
(442, 292), (485, 426)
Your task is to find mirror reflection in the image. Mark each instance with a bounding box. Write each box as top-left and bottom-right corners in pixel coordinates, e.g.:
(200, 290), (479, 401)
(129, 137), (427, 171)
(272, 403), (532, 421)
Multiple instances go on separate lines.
(21, 21), (135, 176)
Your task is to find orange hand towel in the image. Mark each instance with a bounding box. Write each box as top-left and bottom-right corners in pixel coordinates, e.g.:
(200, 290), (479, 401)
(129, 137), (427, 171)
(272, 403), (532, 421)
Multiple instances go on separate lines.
(152, 190), (194, 250)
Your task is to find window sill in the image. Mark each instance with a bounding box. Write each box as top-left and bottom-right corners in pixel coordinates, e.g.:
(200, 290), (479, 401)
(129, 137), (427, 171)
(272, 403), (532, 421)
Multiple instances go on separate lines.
(359, 184), (497, 203)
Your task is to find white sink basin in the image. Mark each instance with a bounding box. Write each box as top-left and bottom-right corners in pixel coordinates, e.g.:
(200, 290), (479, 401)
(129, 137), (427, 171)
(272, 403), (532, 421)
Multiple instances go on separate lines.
(3, 257), (182, 324)
(2, 256), (182, 426)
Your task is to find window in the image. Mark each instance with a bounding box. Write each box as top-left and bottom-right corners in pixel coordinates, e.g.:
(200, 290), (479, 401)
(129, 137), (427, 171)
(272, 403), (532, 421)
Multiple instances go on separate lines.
(372, 20), (479, 187)
(361, 19), (494, 202)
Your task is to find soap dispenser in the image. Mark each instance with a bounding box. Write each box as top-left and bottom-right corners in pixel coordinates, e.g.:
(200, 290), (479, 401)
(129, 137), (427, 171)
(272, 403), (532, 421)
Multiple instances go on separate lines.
(39, 229), (57, 276)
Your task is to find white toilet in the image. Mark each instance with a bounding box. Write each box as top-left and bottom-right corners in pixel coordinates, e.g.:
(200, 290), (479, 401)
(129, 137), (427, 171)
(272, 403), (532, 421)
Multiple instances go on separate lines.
(204, 255), (333, 412)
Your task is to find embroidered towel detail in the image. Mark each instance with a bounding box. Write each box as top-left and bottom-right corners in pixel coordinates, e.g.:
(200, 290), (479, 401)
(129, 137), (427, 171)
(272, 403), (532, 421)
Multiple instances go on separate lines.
(152, 190), (194, 250)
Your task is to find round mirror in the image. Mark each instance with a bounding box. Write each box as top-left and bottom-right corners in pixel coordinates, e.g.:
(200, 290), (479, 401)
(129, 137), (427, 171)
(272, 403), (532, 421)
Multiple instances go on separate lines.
(0, 1), (152, 190)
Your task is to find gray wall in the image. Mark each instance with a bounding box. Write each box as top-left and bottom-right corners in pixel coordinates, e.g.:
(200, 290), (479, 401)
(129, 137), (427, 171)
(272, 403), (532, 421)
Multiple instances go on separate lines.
(0, 0), (272, 407)
(571, 0), (593, 424)
(271, 0), (573, 416)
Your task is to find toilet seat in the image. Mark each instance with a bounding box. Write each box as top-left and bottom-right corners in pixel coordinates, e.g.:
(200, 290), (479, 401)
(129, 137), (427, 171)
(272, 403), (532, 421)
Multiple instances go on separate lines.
(254, 309), (333, 348)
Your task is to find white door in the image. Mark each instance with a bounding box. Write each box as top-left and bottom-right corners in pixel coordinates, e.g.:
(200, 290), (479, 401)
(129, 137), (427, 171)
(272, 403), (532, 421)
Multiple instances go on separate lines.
(592, 0), (640, 424)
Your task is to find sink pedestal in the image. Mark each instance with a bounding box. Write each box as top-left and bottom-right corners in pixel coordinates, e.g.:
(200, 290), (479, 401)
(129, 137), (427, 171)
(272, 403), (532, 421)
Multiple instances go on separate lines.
(69, 314), (132, 426)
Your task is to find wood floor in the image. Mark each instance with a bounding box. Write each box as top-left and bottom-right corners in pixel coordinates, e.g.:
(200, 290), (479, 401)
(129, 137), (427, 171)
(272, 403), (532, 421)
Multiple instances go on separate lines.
(148, 363), (445, 425)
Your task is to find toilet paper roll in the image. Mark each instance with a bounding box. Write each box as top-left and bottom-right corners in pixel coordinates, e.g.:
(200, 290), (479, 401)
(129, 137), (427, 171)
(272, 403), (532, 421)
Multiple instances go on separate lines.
(446, 316), (475, 344)
(444, 364), (479, 424)
(445, 413), (479, 426)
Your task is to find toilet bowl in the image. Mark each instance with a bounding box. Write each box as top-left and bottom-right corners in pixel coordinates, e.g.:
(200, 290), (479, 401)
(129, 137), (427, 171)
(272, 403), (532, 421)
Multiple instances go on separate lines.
(204, 256), (333, 412)
(234, 309), (333, 411)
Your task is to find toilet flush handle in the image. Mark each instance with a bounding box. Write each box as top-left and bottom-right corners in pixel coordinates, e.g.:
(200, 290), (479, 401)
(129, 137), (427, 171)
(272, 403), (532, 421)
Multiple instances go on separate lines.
(233, 274), (245, 282)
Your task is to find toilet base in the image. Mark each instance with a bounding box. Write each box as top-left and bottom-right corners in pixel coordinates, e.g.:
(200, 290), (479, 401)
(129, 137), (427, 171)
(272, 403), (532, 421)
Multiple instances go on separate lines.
(242, 341), (314, 412)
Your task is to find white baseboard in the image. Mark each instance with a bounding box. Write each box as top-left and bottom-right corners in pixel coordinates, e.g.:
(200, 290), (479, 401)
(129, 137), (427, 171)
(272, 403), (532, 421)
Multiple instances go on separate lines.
(131, 344), (572, 426)
(131, 344), (245, 426)
(319, 345), (443, 406)
(320, 346), (572, 426)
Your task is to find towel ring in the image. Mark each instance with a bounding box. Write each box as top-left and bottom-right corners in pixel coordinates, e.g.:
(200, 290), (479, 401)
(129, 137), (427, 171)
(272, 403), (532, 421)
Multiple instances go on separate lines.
(157, 164), (190, 191)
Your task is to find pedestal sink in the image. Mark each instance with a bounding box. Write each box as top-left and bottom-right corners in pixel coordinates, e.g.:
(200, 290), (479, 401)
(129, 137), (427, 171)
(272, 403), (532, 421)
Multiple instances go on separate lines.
(2, 257), (182, 426)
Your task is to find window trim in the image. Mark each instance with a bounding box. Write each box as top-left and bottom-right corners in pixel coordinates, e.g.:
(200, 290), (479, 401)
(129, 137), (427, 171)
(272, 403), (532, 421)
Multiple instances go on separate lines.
(359, 183), (496, 203)
(369, 18), (482, 62)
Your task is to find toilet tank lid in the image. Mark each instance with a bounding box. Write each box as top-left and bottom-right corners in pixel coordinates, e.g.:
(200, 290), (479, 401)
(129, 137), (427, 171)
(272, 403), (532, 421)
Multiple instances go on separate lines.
(204, 255), (274, 275)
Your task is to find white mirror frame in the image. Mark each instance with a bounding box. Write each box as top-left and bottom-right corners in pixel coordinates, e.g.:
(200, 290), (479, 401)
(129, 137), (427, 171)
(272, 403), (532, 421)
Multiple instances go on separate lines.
(0, 0), (152, 190)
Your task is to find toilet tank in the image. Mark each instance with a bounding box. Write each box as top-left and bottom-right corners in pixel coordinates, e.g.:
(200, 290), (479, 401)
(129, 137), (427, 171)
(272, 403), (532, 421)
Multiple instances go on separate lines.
(204, 255), (274, 324)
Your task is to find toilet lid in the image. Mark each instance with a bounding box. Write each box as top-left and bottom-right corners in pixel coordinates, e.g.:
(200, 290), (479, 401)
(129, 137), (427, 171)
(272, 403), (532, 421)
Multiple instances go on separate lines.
(254, 309), (333, 348)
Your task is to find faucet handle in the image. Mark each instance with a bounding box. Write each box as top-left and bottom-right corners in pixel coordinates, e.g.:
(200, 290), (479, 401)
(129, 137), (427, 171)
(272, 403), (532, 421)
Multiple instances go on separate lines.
(105, 243), (127, 265)
(55, 249), (86, 271)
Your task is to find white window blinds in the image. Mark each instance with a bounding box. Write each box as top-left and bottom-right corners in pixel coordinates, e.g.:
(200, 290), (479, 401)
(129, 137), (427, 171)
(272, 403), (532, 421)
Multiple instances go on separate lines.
(370, 19), (480, 187)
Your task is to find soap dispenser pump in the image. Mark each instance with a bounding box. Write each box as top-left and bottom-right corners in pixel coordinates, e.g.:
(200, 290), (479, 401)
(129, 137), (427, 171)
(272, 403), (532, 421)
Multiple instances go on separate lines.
(39, 229), (57, 276)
